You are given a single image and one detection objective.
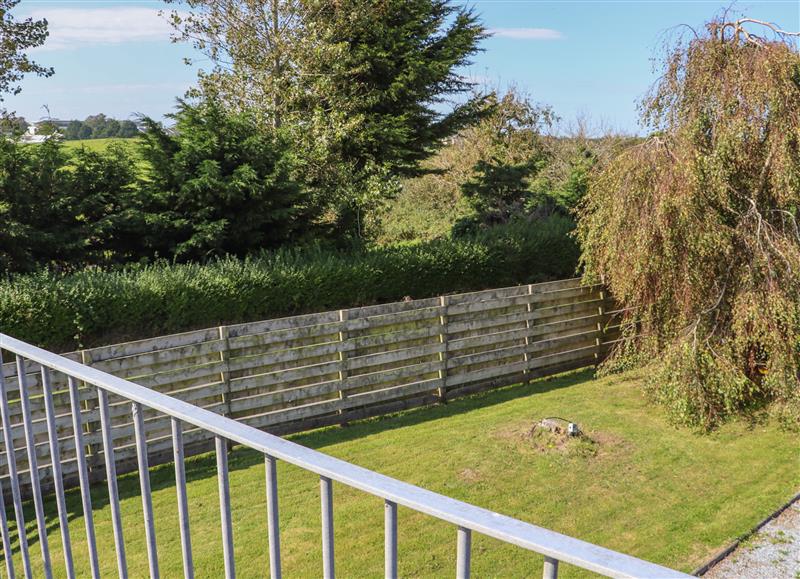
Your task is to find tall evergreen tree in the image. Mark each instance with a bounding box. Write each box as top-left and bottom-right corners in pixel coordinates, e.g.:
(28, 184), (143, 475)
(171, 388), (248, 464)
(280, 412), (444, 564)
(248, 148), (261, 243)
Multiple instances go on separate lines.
(167, 0), (490, 236)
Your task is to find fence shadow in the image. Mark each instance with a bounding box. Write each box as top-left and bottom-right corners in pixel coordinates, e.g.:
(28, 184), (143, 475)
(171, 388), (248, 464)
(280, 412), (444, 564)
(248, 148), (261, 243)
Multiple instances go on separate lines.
(1, 367), (594, 564)
(295, 368), (595, 449)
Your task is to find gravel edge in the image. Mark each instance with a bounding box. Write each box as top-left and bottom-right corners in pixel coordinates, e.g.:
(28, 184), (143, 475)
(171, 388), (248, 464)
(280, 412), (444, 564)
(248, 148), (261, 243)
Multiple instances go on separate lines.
(694, 491), (800, 577)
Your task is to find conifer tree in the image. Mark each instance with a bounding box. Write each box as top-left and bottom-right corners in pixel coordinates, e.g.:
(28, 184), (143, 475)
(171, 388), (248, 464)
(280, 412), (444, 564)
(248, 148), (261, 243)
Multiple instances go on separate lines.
(139, 100), (316, 260)
(167, 0), (490, 235)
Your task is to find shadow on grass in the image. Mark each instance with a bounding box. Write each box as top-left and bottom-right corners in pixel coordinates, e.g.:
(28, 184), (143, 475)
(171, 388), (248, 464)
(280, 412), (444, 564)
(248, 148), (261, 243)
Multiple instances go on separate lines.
(296, 367), (596, 449)
(4, 368), (595, 560)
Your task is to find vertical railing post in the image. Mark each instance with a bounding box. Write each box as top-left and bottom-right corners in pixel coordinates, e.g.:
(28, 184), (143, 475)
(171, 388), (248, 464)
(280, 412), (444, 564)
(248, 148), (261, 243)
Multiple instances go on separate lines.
(320, 476), (335, 579)
(41, 366), (75, 579)
(172, 419), (194, 579)
(384, 500), (398, 579)
(99, 388), (127, 579)
(216, 436), (235, 579)
(79, 350), (102, 480)
(132, 401), (160, 579)
(437, 296), (450, 403)
(68, 376), (100, 579)
(0, 350), (32, 579)
(0, 476), (13, 579)
(265, 455), (282, 579)
(218, 326), (232, 414)
(456, 526), (471, 579)
(218, 326), (233, 452)
(16, 356), (52, 579)
(543, 556), (559, 579)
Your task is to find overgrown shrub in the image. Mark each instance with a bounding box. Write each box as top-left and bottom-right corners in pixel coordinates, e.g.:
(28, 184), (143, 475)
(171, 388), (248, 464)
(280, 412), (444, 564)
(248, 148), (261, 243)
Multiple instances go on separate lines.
(0, 216), (579, 351)
(0, 103), (321, 272)
(577, 18), (800, 429)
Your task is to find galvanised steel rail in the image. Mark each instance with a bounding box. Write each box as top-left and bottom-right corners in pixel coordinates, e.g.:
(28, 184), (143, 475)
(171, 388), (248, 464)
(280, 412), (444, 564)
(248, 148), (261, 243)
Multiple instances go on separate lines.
(0, 333), (692, 579)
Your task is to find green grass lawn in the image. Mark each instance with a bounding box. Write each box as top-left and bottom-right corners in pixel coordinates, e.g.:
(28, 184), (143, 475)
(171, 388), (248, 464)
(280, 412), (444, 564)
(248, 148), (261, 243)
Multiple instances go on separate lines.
(62, 137), (149, 175)
(5, 369), (799, 577)
(62, 137), (136, 152)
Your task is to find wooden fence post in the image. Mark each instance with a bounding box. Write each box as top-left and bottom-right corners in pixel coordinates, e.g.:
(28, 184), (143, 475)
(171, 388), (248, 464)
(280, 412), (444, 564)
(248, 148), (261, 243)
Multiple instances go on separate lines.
(595, 289), (607, 365)
(337, 310), (350, 423)
(523, 284), (534, 382)
(437, 296), (450, 403)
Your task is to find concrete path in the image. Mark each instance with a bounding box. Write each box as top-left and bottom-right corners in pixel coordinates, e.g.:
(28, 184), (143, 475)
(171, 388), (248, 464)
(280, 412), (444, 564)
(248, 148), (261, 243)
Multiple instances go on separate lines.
(704, 499), (800, 579)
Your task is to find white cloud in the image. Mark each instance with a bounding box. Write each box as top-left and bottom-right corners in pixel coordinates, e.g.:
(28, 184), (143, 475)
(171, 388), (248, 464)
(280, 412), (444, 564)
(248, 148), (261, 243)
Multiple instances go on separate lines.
(489, 28), (563, 40)
(27, 7), (178, 50)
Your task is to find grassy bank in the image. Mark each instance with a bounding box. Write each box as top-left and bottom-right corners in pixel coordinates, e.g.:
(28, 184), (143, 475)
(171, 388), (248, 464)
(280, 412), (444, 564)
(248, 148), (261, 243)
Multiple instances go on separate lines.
(0, 217), (579, 351)
(4, 369), (798, 577)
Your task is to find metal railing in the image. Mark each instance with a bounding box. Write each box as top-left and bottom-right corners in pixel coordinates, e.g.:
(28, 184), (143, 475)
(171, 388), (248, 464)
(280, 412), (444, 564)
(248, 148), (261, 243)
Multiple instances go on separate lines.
(0, 333), (691, 579)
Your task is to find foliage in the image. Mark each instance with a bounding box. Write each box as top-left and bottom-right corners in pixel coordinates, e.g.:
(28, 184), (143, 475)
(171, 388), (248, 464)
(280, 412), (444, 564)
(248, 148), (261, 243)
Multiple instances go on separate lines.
(530, 128), (642, 219)
(167, 0), (490, 237)
(0, 101), (325, 271)
(378, 175), (471, 243)
(576, 19), (800, 429)
(62, 115), (140, 140)
(0, 114), (27, 134)
(0, 0), (52, 114)
(457, 91), (554, 230)
(138, 100), (316, 261)
(379, 89), (558, 242)
(0, 216), (579, 350)
(0, 138), (139, 272)
(531, 143), (595, 214)
(33, 120), (58, 136)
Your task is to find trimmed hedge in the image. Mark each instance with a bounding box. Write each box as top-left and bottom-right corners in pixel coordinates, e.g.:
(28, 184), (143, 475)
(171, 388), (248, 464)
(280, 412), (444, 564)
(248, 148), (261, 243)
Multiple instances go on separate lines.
(0, 216), (579, 351)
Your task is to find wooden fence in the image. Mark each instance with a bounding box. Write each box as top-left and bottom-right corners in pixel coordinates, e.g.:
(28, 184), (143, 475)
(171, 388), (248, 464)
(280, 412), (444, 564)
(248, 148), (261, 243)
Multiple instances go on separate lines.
(0, 277), (621, 498)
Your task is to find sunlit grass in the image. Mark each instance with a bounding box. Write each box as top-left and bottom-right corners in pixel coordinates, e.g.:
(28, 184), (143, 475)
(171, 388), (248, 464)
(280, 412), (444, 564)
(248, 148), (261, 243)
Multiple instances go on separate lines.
(61, 138), (137, 152)
(6, 368), (799, 577)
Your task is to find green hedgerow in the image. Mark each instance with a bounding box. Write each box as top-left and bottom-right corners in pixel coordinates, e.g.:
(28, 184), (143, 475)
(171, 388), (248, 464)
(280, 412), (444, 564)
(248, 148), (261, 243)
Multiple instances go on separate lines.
(0, 216), (579, 351)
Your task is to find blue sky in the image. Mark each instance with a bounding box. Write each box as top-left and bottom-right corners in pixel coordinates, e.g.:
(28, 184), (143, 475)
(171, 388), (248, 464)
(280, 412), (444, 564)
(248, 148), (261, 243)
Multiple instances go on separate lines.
(8, 0), (800, 134)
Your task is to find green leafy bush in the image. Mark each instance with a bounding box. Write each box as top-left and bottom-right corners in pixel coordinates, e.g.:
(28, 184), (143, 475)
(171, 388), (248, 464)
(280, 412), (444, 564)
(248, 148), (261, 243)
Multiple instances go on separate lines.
(0, 216), (578, 350)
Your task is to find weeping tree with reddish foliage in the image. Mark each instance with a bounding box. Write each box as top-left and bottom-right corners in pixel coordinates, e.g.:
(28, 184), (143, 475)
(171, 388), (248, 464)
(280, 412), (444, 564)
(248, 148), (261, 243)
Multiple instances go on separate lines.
(576, 18), (800, 429)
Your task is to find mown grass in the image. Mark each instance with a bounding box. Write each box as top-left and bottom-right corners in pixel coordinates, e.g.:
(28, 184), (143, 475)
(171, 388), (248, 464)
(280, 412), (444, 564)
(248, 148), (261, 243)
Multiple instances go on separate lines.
(62, 137), (148, 175)
(4, 369), (798, 577)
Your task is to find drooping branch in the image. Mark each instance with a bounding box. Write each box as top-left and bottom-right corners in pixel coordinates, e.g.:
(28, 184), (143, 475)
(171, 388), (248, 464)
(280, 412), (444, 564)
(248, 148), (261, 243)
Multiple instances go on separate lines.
(713, 18), (800, 47)
(577, 15), (800, 429)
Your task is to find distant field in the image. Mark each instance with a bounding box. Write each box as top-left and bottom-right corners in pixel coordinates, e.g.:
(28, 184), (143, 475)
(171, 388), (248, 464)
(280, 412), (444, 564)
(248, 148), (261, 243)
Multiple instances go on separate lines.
(63, 137), (148, 173)
(62, 137), (139, 152)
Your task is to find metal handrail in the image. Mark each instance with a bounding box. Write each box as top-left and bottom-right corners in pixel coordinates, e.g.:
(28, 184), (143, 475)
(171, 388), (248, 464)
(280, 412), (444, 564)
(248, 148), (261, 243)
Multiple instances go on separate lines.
(0, 333), (691, 579)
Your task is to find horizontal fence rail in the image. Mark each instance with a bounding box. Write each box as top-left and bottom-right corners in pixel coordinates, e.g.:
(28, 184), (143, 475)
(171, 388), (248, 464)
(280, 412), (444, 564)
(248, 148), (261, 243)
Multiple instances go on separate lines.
(0, 332), (689, 578)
